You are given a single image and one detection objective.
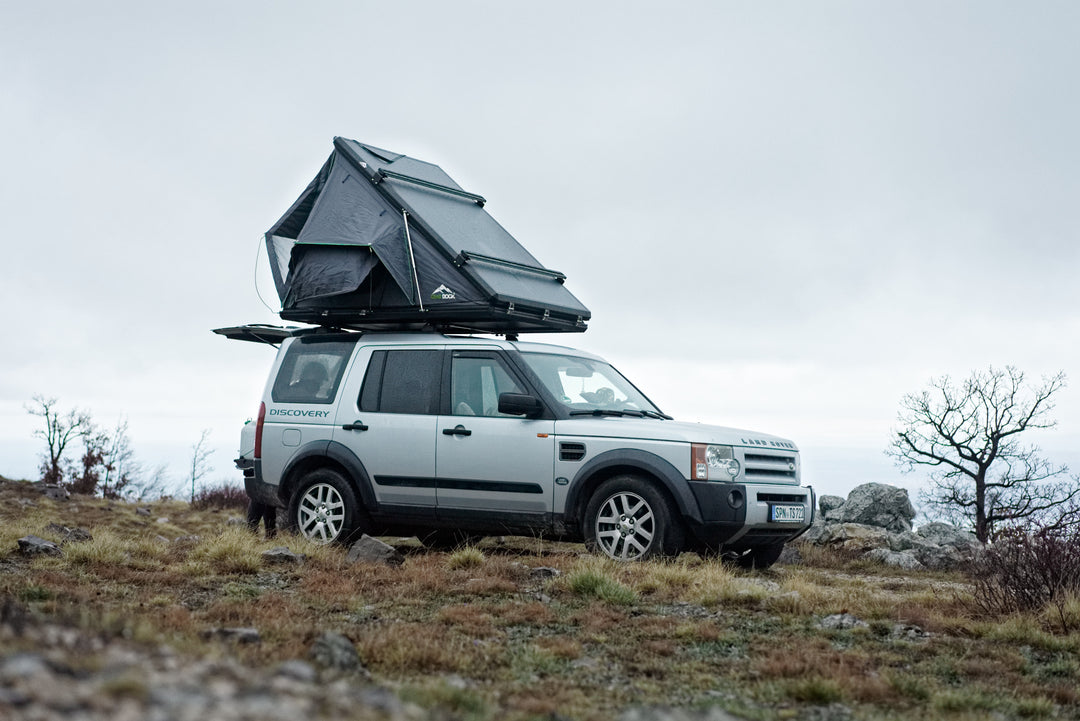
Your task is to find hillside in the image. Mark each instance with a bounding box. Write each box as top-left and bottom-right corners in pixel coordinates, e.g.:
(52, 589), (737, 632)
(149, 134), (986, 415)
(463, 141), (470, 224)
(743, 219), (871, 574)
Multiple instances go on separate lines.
(1, 477), (1078, 720)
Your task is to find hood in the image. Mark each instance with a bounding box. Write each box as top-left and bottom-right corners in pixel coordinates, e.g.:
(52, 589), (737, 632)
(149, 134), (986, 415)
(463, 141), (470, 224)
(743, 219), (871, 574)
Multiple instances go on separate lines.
(553, 418), (798, 451)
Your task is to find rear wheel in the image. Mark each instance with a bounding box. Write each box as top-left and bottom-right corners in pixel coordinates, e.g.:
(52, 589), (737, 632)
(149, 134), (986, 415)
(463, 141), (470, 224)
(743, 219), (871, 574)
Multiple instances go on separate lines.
(734, 544), (785, 570)
(584, 475), (684, 561)
(289, 468), (362, 545)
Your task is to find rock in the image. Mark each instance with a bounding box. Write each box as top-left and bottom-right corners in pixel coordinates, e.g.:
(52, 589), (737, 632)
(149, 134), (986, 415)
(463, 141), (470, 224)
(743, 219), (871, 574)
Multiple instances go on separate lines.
(226, 516), (246, 527)
(43, 523), (92, 544)
(39, 484), (69, 501)
(833, 483), (915, 532)
(275, 659), (318, 683)
(345, 535), (404, 567)
(814, 523), (891, 551)
(201, 627), (261, 644)
(136, 506), (151, 516)
(530, 566), (561, 578)
(866, 548), (924, 570)
(911, 544), (967, 571)
(819, 494), (845, 520)
(818, 613), (868, 630)
(777, 545), (803, 565)
(16, 535), (63, 557)
(262, 547), (308, 565)
(156, 517), (170, 524)
(16, 498), (37, 509)
(916, 522), (981, 551)
(309, 632), (362, 672)
(617, 707), (747, 721)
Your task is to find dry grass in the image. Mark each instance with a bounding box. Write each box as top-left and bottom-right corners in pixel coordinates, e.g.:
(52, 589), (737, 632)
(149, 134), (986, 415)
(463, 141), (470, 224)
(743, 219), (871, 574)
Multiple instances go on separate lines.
(2, 477), (1080, 720)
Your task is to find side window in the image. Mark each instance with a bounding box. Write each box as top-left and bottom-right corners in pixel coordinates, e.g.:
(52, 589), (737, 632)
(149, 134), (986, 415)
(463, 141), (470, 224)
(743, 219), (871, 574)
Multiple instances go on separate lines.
(359, 349), (441, 415)
(271, 339), (355, 404)
(451, 353), (525, 417)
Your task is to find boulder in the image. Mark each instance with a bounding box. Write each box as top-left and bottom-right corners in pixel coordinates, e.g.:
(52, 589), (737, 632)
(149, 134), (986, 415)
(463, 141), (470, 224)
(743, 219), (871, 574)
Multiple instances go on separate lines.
(43, 523), (92, 544)
(916, 522), (981, 551)
(814, 523), (891, 551)
(819, 494), (846, 521)
(866, 548), (924, 570)
(833, 483), (915, 532)
(39, 484), (69, 501)
(202, 627), (261, 644)
(309, 632), (362, 672)
(16, 535), (62, 557)
(346, 535), (405, 567)
(262, 547), (308, 565)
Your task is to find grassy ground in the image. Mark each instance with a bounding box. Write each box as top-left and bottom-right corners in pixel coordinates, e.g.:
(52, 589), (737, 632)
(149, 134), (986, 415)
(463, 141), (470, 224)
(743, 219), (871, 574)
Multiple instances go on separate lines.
(2, 477), (1079, 720)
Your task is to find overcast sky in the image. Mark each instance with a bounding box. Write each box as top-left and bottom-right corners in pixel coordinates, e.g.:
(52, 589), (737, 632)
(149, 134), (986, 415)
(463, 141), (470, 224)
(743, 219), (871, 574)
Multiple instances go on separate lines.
(1, 1), (1077, 502)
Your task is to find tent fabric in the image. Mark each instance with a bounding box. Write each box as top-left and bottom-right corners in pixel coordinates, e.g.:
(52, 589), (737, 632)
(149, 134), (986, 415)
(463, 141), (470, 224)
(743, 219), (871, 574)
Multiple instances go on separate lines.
(264, 137), (591, 333)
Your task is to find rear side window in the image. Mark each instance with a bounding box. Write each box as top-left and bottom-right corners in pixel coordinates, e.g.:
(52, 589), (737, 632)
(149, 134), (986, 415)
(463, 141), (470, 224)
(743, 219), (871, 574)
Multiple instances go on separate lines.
(359, 349), (442, 414)
(271, 339), (355, 404)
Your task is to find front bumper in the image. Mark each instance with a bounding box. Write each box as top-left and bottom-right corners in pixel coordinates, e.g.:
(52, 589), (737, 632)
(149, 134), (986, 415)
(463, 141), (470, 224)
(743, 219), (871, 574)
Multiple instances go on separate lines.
(687, 481), (815, 549)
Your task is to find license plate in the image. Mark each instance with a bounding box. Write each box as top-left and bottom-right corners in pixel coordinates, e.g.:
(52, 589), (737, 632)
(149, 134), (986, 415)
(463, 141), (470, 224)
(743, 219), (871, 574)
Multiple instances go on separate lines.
(770, 504), (805, 523)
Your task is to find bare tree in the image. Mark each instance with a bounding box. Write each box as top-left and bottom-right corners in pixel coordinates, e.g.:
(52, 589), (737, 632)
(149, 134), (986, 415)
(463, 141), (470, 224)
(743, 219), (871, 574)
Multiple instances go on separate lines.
(101, 417), (140, 499)
(888, 366), (1078, 542)
(189, 428), (215, 503)
(25, 395), (92, 485)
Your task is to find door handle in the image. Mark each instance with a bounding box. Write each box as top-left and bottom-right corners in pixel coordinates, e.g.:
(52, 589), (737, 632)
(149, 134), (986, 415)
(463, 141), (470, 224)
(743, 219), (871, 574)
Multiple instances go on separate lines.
(442, 425), (472, 437)
(342, 421), (369, 431)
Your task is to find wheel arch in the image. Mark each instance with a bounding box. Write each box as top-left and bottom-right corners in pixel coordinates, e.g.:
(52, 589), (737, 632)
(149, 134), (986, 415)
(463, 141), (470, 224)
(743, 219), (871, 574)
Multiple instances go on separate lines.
(565, 449), (702, 531)
(278, 440), (377, 512)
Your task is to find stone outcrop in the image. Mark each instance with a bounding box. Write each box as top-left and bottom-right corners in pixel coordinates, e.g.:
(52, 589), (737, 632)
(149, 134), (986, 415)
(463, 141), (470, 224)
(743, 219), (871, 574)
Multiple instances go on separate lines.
(797, 483), (982, 570)
(345, 535), (405, 567)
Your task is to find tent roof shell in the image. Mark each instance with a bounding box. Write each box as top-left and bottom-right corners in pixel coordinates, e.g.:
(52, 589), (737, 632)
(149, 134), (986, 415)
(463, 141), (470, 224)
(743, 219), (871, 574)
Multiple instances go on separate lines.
(265, 137), (591, 334)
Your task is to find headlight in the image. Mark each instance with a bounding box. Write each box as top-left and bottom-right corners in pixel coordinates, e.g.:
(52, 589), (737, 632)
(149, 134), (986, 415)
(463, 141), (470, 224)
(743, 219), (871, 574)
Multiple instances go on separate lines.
(690, 444), (741, 482)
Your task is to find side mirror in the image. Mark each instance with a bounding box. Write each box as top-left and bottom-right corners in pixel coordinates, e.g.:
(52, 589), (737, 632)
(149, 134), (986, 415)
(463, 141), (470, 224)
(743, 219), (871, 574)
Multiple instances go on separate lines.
(498, 392), (544, 418)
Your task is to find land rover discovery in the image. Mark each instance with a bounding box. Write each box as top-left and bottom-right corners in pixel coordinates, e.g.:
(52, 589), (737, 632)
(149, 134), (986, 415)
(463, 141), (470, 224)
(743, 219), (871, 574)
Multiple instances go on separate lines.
(226, 326), (814, 567)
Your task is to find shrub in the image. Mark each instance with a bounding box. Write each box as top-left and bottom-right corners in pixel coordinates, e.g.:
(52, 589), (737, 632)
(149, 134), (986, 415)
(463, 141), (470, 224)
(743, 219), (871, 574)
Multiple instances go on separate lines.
(191, 482), (249, 511)
(971, 525), (1080, 632)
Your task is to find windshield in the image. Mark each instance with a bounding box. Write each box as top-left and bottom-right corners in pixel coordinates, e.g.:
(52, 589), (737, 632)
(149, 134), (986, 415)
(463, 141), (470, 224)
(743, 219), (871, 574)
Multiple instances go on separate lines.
(519, 352), (666, 417)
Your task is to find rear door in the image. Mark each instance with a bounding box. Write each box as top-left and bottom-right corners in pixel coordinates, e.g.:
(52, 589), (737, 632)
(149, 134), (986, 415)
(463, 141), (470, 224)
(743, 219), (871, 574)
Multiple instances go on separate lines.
(434, 349), (555, 526)
(333, 345), (443, 518)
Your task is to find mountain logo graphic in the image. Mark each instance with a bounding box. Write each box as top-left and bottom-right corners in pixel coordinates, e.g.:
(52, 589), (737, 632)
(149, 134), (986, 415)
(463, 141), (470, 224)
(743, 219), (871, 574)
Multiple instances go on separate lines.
(430, 284), (456, 300)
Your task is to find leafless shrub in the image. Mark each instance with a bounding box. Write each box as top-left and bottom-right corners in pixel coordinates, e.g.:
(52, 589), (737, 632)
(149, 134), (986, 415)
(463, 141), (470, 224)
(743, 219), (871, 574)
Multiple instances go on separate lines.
(971, 524), (1080, 632)
(191, 481), (249, 511)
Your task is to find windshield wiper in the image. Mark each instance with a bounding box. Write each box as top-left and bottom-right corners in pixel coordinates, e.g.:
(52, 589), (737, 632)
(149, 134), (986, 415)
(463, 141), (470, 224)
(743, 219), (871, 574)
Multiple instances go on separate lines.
(567, 408), (671, 419)
(569, 409), (632, 417)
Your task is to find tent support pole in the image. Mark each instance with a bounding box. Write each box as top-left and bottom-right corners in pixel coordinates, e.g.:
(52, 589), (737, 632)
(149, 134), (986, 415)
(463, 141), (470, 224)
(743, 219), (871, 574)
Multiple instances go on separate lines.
(403, 211), (425, 312)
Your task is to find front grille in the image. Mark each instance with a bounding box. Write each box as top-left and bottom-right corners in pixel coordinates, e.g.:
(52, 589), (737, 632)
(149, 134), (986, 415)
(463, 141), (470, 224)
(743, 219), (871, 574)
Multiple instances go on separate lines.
(742, 451), (798, 482)
(757, 493), (806, 503)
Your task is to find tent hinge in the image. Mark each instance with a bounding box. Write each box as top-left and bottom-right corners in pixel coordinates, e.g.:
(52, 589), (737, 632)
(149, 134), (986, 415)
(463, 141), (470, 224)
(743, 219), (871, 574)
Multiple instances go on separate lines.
(379, 169), (486, 207)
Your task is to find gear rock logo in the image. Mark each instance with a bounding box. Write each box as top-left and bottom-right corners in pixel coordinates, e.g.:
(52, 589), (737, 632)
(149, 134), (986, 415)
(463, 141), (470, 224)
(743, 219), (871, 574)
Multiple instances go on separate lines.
(430, 284), (456, 300)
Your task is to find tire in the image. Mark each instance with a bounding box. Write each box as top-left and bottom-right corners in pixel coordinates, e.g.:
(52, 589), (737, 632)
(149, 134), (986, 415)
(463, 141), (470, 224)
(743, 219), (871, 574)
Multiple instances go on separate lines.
(288, 468), (363, 545)
(734, 544), (785, 571)
(584, 475), (685, 561)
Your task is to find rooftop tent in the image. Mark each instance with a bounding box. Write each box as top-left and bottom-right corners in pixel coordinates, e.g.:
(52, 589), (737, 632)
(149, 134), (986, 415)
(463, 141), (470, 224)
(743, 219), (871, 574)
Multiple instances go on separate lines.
(265, 137), (591, 334)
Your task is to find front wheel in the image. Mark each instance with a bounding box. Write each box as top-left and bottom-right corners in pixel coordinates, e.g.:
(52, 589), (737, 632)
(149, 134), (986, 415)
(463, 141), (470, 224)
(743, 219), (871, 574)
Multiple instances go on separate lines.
(289, 468), (362, 545)
(584, 475), (684, 561)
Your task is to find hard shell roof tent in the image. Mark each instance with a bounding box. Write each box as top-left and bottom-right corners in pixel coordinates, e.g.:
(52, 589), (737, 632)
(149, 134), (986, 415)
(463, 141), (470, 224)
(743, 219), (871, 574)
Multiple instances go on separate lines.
(265, 137), (591, 335)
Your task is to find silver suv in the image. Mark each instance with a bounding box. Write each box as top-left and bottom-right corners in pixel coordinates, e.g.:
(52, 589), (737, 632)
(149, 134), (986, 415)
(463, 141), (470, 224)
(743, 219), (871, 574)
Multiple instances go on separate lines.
(230, 327), (814, 567)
